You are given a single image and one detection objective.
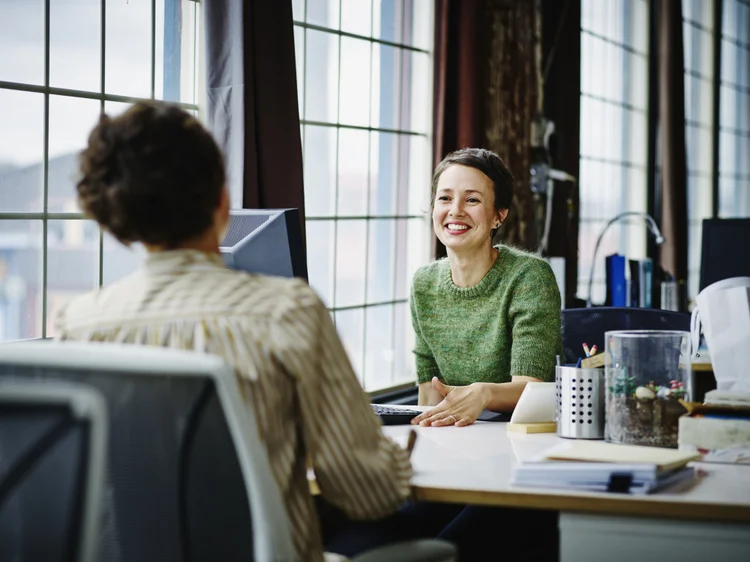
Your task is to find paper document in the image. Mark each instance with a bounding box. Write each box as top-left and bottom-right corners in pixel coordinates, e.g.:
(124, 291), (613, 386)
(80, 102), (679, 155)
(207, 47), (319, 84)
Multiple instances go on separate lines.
(541, 440), (701, 471)
(509, 382), (556, 424)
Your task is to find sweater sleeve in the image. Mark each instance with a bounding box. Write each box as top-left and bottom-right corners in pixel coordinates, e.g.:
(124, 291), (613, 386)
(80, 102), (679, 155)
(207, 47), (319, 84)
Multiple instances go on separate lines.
(507, 260), (562, 381)
(410, 280), (441, 384)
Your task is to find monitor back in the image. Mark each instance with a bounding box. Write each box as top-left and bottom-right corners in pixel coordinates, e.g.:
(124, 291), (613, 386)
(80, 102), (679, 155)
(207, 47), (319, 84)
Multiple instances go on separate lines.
(700, 218), (750, 291)
(220, 208), (308, 280)
(0, 351), (255, 562)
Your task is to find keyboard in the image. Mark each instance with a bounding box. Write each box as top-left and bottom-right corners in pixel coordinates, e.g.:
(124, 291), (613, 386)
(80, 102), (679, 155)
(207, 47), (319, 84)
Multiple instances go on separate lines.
(371, 404), (422, 426)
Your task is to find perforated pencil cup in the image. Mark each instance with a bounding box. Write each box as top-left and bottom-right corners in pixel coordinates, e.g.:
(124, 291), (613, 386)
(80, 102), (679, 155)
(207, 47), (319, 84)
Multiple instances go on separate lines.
(605, 330), (690, 448)
(555, 366), (605, 439)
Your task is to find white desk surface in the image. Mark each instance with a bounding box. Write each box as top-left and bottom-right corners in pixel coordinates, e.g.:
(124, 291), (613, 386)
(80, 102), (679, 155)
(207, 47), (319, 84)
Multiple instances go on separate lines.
(383, 417), (750, 523)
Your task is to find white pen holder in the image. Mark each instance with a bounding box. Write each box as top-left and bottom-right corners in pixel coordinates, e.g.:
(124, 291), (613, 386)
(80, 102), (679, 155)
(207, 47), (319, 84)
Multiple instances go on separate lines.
(556, 366), (605, 439)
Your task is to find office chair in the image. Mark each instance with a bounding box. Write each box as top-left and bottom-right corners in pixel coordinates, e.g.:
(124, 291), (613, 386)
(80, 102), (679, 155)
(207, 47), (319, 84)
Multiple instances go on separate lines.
(0, 342), (456, 562)
(561, 307), (690, 364)
(0, 380), (108, 562)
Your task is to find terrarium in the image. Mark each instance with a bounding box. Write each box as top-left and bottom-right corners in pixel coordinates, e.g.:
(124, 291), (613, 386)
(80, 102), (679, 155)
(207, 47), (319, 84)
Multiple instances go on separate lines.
(605, 330), (690, 448)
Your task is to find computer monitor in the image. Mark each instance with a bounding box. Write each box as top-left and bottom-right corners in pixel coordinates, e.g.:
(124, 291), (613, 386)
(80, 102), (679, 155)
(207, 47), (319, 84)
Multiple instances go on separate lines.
(220, 208), (308, 280)
(699, 218), (750, 291)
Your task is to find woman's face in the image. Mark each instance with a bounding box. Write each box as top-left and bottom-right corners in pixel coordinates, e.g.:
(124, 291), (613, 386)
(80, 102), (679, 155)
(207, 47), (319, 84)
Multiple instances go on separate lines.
(432, 164), (503, 254)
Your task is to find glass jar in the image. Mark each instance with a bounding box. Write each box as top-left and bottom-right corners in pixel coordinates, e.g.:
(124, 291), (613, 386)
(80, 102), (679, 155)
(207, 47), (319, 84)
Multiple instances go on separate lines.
(605, 330), (691, 448)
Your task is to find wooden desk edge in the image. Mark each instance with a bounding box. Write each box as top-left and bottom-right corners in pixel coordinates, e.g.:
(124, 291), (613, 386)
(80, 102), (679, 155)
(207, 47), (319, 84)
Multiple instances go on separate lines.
(412, 486), (750, 524)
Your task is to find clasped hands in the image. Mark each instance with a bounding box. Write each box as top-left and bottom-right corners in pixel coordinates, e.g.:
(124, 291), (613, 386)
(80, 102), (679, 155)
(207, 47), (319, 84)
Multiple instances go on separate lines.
(411, 376), (488, 427)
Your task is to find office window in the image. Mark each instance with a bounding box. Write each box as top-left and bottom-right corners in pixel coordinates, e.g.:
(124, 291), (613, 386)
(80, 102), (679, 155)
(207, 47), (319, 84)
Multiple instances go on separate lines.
(578, 0), (650, 304)
(0, 0), (202, 341)
(718, 0), (750, 218)
(292, 0), (433, 391)
(683, 0), (716, 301)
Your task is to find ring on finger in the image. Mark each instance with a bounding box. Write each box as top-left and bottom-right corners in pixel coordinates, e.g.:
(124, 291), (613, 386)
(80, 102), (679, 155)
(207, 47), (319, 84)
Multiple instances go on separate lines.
(448, 414), (456, 424)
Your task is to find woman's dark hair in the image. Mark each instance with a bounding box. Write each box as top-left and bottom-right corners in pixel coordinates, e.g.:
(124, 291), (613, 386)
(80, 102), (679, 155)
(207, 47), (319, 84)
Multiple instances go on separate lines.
(77, 101), (226, 247)
(431, 148), (514, 213)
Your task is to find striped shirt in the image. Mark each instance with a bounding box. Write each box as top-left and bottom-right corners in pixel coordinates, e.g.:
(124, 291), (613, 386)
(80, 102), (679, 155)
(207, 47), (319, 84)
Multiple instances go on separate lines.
(54, 249), (412, 562)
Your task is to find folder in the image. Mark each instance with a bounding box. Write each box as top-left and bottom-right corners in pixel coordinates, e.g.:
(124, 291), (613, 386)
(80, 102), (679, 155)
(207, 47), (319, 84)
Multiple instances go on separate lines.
(605, 253), (627, 307)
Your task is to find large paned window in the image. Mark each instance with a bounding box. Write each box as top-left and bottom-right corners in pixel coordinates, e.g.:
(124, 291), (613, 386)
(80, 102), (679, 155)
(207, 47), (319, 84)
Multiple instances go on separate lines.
(292, 0), (433, 391)
(578, 0), (650, 305)
(0, 0), (202, 342)
(718, 0), (750, 217)
(683, 0), (716, 301)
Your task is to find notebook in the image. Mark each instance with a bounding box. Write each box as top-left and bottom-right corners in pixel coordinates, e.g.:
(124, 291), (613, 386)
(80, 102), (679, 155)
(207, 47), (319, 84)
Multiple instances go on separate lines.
(541, 441), (702, 472)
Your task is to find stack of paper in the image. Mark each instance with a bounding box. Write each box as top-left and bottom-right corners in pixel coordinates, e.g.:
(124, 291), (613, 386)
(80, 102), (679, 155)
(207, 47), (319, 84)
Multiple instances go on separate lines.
(512, 441), (701, 495)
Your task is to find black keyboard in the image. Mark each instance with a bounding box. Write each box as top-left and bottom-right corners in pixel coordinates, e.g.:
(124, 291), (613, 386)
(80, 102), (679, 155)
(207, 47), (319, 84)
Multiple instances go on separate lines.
(371, 404), (422, 425)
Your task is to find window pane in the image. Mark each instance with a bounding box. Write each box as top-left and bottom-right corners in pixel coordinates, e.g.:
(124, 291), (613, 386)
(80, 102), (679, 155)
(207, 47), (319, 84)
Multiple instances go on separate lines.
(106, 0), (152, 98)
(406, 0), (432, 50)
(335, 308), (364, 382)
(0, 90), (44, 212)
(367, 219), (395, 303)
(48, 95), (102, 213)
(0, 220), (42, 340)
(307, 0), (340, 30)
(407, 135), (431, 215)
(372, 0), (403, 43)
(292, 0), (305, 22)
(294, 26), (305, 118)
(306, 220), (334, 307)
(337, 128), (369, 216)
(369, 132), (398, 216)
(341, 0), (372, 37)
(338, 36), (371, 126)
(303, 125), (337, 217)
(102, 234), (145, 285)
(155, 0), (200, 102)
(50, 0), (101, 92)
(371, 43), (401, 129)
(392, 301), (413, 383)
(405, 50), (431, 134)
(45, 219), (99, 337)
(364, 304), (394, 389)
(0, 0), (45, 85)
(335, 220), (367, 307)
(305, 30), (339, 123)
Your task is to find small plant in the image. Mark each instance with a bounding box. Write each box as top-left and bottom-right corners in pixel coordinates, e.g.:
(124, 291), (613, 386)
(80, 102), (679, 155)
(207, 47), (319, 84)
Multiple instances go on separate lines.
(609, 367), (638, 396)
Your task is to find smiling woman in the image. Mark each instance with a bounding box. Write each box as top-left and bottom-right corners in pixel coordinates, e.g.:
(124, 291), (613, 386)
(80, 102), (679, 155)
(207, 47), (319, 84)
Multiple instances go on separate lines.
(410, 148), (562, 427)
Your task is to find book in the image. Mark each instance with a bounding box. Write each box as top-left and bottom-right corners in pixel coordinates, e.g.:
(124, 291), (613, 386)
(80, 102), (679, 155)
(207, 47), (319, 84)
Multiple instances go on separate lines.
(605, 253), (627, 307)
(628, 259), (640, 307)
(541, 440), (701, 472)
(512, 462), (695, 495)
(638, 258), (653, 308)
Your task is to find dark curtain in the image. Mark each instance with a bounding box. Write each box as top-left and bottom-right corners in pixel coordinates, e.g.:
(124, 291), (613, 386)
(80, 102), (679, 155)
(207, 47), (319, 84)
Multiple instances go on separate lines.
(432, 0), (490, 258)
(658, 0), (688, 284)
(432, 0), (538, 257)
(204, 0), (305, 237)
(541, 0), (581, 307)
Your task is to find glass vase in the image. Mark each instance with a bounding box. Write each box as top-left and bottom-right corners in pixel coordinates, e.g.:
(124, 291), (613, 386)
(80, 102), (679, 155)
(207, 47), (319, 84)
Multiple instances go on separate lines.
(605, 330), (691, 448)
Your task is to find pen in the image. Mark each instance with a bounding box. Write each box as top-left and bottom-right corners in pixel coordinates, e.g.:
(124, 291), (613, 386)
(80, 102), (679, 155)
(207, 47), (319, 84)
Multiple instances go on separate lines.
(590, 345), (598, 356)
(582, 343), (591, 357)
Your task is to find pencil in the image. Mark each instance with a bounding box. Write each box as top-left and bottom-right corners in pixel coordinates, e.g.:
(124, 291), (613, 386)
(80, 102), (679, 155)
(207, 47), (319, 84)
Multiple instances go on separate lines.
(589, 344), (598, 356)
(582, 343), (591, 357)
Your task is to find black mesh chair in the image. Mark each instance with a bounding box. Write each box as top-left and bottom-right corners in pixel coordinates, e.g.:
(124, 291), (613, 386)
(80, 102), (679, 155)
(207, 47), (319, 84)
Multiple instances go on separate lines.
(561, 307), (691, 364)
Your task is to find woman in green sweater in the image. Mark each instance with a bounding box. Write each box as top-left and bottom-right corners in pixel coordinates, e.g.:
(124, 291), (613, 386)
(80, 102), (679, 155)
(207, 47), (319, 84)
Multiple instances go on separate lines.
(411, 147), (562, 427)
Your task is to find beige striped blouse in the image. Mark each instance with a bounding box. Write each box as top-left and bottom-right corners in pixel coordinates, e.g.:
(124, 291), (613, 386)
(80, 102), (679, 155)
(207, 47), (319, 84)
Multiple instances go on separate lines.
(54, 249), (412, 562)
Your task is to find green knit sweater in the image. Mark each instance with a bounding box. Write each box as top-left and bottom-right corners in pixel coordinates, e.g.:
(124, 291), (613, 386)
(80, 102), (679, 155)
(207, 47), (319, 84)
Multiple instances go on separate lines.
(410, 245), (562, 386)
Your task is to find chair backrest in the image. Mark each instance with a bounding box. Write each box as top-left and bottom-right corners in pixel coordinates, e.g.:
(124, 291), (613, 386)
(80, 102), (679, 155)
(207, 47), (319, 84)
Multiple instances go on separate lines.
(0, 380), (107, 562)
(561, 307), (691, 364)
(0, 342), (296, 562)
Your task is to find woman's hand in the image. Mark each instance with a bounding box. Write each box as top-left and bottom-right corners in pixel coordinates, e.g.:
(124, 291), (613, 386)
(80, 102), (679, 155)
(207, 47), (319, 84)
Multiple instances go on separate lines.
(411, 377), (489, 427)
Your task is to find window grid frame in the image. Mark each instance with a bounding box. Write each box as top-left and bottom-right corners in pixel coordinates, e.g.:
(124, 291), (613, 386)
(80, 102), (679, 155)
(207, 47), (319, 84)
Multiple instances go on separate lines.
(0, 0), (200, 339)
(295, 0), (431, 390)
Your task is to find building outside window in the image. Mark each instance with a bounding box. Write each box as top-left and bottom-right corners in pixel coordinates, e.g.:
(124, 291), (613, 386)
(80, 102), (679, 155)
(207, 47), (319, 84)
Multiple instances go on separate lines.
(0, 0), (202, 341)
(292, 0), (434, 391)
(578, 0), (650, 305)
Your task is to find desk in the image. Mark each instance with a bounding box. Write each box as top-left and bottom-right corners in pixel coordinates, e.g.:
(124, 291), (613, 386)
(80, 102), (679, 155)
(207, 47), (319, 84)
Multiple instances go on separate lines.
(384, 422), (750, 562)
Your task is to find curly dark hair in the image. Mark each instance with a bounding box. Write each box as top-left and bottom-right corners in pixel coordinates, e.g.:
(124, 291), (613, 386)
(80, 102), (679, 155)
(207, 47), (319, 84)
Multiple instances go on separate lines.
(431, 148), (514, 213)
(76, 101), (226, 247)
